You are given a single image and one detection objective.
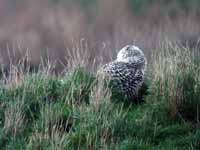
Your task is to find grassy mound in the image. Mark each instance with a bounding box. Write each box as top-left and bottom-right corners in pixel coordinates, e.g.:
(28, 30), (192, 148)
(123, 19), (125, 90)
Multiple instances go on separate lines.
(0, 44), (200, 149)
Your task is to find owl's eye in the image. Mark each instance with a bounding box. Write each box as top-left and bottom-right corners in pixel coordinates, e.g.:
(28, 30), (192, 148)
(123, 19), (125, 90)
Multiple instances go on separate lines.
(126, 45), (131, 50)
(134, 51), (140, 55)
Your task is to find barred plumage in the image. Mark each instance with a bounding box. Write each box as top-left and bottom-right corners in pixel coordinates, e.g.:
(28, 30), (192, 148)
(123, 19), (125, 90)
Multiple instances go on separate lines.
(98, 45), (147, 100)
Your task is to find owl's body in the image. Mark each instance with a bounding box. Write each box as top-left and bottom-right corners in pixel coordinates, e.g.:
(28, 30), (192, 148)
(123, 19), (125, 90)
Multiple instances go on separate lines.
(98, 45), (147, 100)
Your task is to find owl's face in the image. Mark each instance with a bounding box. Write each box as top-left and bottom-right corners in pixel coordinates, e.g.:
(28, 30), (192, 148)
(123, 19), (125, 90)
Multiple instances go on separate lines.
(116, 45), (145, 64)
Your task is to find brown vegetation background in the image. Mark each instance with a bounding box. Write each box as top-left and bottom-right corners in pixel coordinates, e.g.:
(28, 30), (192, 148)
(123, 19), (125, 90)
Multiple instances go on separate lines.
(0, 0), (200, 71)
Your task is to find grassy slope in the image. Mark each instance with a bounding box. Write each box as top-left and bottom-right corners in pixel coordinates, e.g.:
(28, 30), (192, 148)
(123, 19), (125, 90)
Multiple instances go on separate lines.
(0, 45), (200, 150)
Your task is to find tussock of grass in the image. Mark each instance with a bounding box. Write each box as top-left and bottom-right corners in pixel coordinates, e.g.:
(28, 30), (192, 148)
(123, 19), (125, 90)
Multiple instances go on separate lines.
(148, 43), (200, 123)
(0, 43), (200, 149)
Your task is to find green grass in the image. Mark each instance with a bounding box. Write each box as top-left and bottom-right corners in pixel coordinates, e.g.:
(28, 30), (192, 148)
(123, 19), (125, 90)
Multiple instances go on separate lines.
(0, 44), (200, 149)
(48, 0), (200, 16)
(128, 0), (200, 14)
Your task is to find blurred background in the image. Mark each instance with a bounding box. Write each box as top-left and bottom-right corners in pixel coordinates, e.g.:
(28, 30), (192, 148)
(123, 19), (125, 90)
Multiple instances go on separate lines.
(0, 0), (200, 71)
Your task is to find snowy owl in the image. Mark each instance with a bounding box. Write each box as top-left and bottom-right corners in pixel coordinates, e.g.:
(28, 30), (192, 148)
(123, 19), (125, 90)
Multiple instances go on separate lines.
(98, 45), (147, 101)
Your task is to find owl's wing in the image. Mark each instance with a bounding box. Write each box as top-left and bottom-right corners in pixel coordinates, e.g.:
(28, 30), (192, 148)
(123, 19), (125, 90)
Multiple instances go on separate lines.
(101, 62), (135, 80)
(100, 62), (144, 98)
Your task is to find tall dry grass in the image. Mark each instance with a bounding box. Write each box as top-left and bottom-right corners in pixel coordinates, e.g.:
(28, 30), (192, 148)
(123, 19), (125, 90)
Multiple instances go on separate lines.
(147, 41), (200, 122)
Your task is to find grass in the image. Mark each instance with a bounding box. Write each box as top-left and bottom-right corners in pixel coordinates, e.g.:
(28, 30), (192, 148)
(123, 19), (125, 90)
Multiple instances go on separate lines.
(0, 43), (200, 149)
(119, 0), (200, 16)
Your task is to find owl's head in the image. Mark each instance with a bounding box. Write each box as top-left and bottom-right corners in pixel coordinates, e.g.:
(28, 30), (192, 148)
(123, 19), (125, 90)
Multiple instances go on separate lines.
(116, 45), (146, 66)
